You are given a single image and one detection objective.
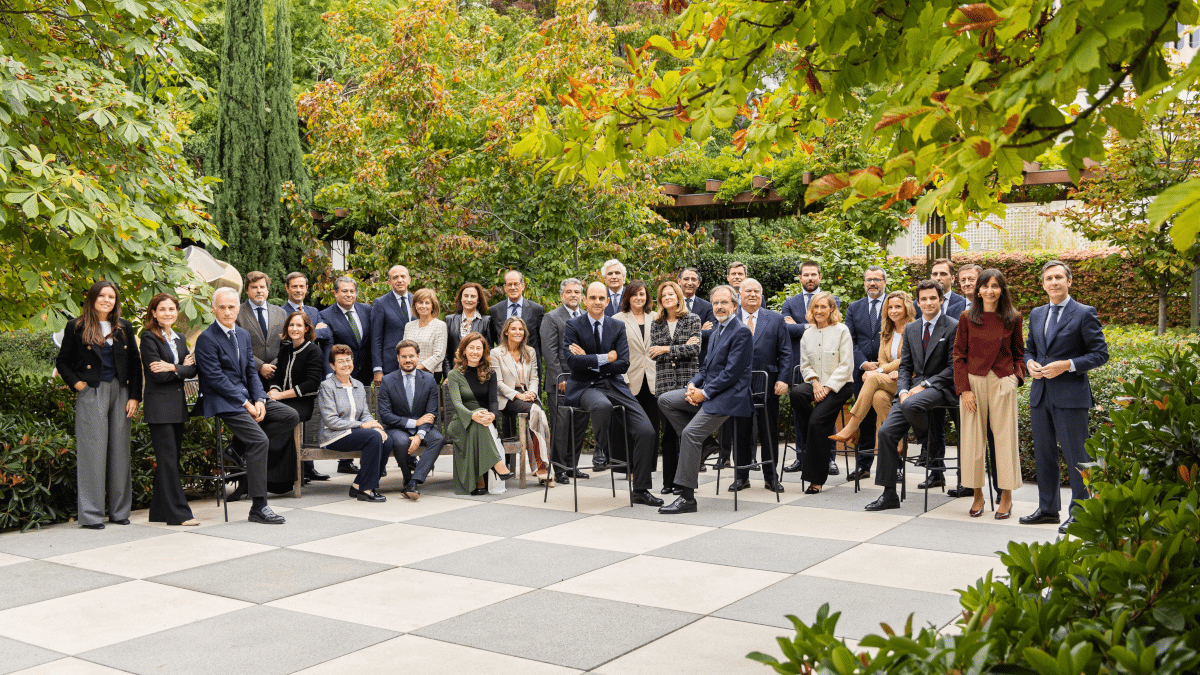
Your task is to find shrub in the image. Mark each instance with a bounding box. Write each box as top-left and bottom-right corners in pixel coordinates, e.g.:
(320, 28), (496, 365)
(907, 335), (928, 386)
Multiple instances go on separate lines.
(0, 330), (57, 378)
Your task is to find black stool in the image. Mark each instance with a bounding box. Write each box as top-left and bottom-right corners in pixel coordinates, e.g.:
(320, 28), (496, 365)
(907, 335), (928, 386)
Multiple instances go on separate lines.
(181, 417), (247, 522)
(714, 371), (778, 511)
(544, 375), (633, 511)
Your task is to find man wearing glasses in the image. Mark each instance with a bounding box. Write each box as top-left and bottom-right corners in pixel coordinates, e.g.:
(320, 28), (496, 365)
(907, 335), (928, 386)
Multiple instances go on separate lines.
(844, 266), (888, 482)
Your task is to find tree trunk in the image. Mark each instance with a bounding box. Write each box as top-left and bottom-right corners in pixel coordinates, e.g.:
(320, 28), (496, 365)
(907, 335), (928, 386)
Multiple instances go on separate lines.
(1159, 275), (1168, 336)
(1192, 269), (1199, 333)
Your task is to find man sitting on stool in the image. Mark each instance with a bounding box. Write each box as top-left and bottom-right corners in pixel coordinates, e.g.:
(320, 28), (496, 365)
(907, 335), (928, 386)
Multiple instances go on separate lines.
(378, 340), (445, 501)
(865, 280), (958, 511)
(658, 285), (753, 514)
(563, 282), (663, 507)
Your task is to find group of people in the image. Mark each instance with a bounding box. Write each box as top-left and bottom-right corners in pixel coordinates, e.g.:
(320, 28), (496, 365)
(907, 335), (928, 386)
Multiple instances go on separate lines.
(56, 256), (1107, 532)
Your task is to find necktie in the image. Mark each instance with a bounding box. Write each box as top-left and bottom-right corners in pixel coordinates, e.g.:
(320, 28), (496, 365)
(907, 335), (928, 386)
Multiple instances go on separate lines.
(922, 320), (932, 352)
(870, 299), (879, 330)
(405, 374), (414, 409)
(227, 329), (239, 360)
(804, 293), (812, 315)
(256, 306), (267, 338)
(747, 313), (756, 335)
(510, 302), (520, 318)
(398, 295), (409, 323)
(346, 309), (360, 342)
(686, 297), (694, 312)
(593, 320), (601, 348)
(1048, 304), (1062, 341)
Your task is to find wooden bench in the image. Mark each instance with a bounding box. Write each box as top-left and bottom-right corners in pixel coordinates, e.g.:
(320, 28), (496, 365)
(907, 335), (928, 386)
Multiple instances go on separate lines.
(293, 382), (528, 497)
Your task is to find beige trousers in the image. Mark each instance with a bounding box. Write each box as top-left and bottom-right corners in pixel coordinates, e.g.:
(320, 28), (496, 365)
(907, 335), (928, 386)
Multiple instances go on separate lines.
(849, 371), (898, 434)
(960, 372), (1021, 491)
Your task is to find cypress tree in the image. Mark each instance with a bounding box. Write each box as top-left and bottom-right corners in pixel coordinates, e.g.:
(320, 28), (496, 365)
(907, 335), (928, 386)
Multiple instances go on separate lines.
(267, 0), (312, 284)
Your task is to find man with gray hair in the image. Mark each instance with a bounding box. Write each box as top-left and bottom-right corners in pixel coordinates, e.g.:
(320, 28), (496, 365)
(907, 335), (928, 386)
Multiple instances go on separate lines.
(541, 277), (589, 483)
(602, 259), (627, 318)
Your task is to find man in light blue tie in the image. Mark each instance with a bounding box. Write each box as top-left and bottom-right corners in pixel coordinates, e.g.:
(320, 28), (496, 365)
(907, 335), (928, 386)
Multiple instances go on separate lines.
(781, 261), (841, 475)
(378, 340), (444, 500)
(488, 270), (545, 368)
(601, 258), (627, 318)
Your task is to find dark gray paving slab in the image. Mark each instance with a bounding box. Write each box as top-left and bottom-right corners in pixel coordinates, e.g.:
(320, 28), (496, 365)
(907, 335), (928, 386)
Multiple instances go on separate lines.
(194, 507), (387, 547)
(415, 477), (550, 503)
(268, 480), (356, 508)
(652, 470), (717, 486)
(0, 560), (130, 611)
(715, 575), (963, 640)
(0, 635), (62, 675)
(404, 503), (588, 537)
(0, 524), (168, 560)
(868, 517), (1058, 557)
(148, 549), (392, 604)
(647, 529), (857, 574)
(406, 538), (630, 587)
(413, 590), (699, 671)
(602, 495), (780, 528)
(80, 605), (397, 675)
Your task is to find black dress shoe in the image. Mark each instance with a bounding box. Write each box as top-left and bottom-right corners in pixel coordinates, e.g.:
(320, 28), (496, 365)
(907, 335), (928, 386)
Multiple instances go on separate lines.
(470, 487), (488, 496)
(1019, 509), (1060, 525)
(348, 487), (362, 498)
(249, 506), (286, 524)
(913, 455), (928, 467)
(337, 460), (359, 474)
(660, 486), (677, 495)
(81, 523), (105, 530)
(1058, 516), (1075, 534)
(591, 451), (609, 471)
(226, 482), (247, 502)
(864, 494), (901, 511)
(555, 473), (570, 485)
(712, 458), (731, 470)
(727, 478), (750, 492)
(566, 468), (590, 479)
(357, 490), (386, 502)
(632, 490), (665, 507)
(658, 496), (698, 514)
(846, 468), (870, 482)
(764, 481), (785, 493)
(918, 477), (945, 489)
(947, 486), (974, 498)
(109, 518), (130, 525)
(401, 481), (420, 501)
(304, 466), (330, 481)
(827, 461), (840, 475)
(782, 459), (803, 473)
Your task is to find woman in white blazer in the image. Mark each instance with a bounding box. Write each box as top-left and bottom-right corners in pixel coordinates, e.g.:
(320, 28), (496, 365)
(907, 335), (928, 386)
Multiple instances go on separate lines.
(613, 280), (660, 462)
(491, 317), (552, 484)
(788, 292), (854, 493)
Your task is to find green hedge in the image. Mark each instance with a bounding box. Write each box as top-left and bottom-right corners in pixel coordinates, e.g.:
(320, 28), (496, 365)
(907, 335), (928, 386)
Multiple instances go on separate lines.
(0, 330), (57, 379)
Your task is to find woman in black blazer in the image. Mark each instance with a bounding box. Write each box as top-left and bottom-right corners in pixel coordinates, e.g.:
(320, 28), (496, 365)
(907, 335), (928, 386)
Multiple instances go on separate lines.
(266, 312), (325, 492)
(140, 293), (198, 526)
(56, 281), (142, 529)
(444, 282), (494, 373)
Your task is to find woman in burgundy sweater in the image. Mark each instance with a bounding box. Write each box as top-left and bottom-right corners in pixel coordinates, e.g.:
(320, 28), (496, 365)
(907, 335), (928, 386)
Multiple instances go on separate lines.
(952, 269), (1025, 519)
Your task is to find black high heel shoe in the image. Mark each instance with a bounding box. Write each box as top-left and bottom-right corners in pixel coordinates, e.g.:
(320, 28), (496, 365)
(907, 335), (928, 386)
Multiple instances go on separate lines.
(492, 467), (515, 481)
(470, 487), (488, 496)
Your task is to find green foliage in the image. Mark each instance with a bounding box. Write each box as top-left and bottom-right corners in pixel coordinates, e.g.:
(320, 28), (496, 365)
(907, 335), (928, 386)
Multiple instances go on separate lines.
(0, 0), (222, 331)
(0, 330), (57, 379)
(768, 228), (908, 309)
(267, 0), (313, 282)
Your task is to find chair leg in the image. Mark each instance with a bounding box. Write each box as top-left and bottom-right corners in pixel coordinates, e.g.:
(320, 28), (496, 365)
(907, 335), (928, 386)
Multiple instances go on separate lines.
(293, 425), (303, 499)
(216, 419), (230, 523)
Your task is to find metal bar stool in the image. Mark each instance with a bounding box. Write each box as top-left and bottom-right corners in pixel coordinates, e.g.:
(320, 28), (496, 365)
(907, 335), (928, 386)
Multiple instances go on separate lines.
(776, 365), (805, 489)
(543, 375), (634, 511)
(180, 416), (247, 522)
(714, 370), (777, 511)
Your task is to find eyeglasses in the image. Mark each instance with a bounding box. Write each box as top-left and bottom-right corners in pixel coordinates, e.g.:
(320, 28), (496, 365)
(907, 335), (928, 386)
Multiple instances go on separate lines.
(334, 358), (354, 365)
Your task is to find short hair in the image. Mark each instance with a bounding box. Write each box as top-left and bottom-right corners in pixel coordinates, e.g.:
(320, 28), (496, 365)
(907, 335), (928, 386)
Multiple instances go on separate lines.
(1040, 259), (1073, 280)
(799, 260), (821, 273)
(284, 272), (307, 286)
(212, 286), (239, 307)
(559, 277), (583, 294)
(328, 343), (354, 366)
(602, 259), (627, 277)
(396, 339), (420, 355)
(710, 284), (736, 303)
(619, 280), (653, 313)
(655, 281), (689, 323)
(453, 282), (488, 313)
(333, 276), (358, 293)
(281, 310), (315, 342)
(864, 265), (887, 280)
(245, 271), (270, 287)
(678, 266), (701, 283)
(957, 263), (982, 278)
(805, 291), (842, 325)
(930, 258), (955, 275)
(727, 261), (747, 274)
(412, 287), (441, 319)
(502, 270), (525, 284)
(916, 279), (944, 301)
(740, 277), (763, 293)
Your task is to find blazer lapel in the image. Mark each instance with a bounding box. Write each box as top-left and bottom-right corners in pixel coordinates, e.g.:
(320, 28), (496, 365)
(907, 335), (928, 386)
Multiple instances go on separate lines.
(241, 303), (264, 342)
(1046, 300), (1073, 346)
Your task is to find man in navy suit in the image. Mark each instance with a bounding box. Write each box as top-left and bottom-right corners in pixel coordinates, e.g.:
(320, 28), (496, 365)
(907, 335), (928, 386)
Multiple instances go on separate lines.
(378, 340), (445, 500)
(781, 260), (841, 475)
(601, 259), (626, 318)
(321, 276), (373, 475)
(678, 267), (714, 326)
(371, 265), (413, 385)
(658, 285), (753, 514)
(730, 278), (790, 493)
(283, 271), (333, 483)
(1020, 260), (1108, 534)
(488, 270), (546, 360)
(563, 282), (663, 507)
(844, 266), (888, 482)
(195, 287), (295, 524)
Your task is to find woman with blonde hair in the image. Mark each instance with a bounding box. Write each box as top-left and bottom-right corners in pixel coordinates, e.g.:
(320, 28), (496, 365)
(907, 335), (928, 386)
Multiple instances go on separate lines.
(830, 290), (915, 445)
(788, 291), (853, 493)
(447, 332), (515, 495)
(403, 287), (448, 382)
(492, 317), (553, 485)
(648, 280), (701, 494)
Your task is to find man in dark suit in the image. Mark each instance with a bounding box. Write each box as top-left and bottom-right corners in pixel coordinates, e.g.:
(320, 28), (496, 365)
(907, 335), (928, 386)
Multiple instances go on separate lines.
(320, 276), (373, 475)
(865, 280), (958, 511)
(378, 339), (445, 500)
(601, 259), (626, 318)
(658, 285), (753, 514)
(489, 270), (545, 354)
(844, 266), (887, 482)
(562, 282), (663, 507)
(540, 278), (589, 484)
(781, 260), (841, 475)
(370, 265), (413, 386)
(678, 267), (714, 326)
(1020, 260), (1109, 534)
(282, 271), (333, 483)
(195, 287), (295, 524)
(730, 278), (790, 493)
(237, 271), (287, 387)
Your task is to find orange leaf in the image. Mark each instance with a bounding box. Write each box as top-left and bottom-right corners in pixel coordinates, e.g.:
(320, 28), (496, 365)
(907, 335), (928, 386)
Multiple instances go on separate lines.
(971, 139), (992, 157)
(732, 128), (747, 151)
(798, 141), (814, 154)
(1181, 465), (1191, 483)
(1000, 114), (1019, 135)
(1153, 398), (1167, 410)
(805, 69), (822, 95)
(931, 91), (949, 103)
(923, 232), (947, 246)
(804, 173), (850, 204)
(897, 179), (923, 199)
(709, 15), (727, 41)
(875, 106), (934, 131)
(672, 128), (683, 143)
(946, 4), (1005, 35)
(641, 87), (661, 99)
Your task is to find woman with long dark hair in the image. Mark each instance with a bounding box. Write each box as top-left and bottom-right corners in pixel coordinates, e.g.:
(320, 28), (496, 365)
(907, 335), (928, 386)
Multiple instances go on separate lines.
(445, 282), (493, 373)
(491, 317), (552, 485)
(953, 268), (1025, 519)
(56, 281), (142, 529)
(266, 311), (325, 492)
(830, 291), (915, 445)
(446, 332), (514, 495)
(614, 280), (660, 468)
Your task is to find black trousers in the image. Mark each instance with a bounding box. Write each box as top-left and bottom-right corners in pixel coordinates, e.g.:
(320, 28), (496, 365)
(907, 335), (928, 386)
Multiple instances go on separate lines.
(735, 389), (781, 481)
(219, 400), (298, 499)
(873, 387), (955, 489)
(578, 381), (655, 490)
(790, 383), (853, 485)
(148, 423), (193, 524)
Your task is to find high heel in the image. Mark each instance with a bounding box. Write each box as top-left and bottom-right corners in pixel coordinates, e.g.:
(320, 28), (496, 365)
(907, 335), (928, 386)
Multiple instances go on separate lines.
(829, 427), (860, 446)
(969, 501), (985, 518)
(470, 487), (488, 496)
(492, 468), (515, 481)
(804, 485), (822, 495)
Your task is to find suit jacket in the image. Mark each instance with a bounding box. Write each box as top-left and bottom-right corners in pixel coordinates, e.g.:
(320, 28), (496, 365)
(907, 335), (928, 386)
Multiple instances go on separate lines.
(140, 330), (195, 424)
(377, 368), (439, 434)
(195, 321), (266, 417)
(56, 317), (142, 396)
(650, 313), (701, 395)
(1024, 298), (1108, 409)
(370, 291), (412, 375)
(683, 295), (714, 326)
(267, 339), (324, 422)
(283, 301), (332, 346)
(237, 300), (286, 371)
(603, 287), (625, 318)
(780, 290), (841, 384)
(321, 302), (374, 382)
(694, 316), (753, 417)
(562, 313), (632, 406)
(490, 345), (541, 408)
(540, 304), (576, 393)
(444, 312), (492, 373)
(845, 295), (884, 389)
(740, 308), (791, 380)
(913, 291), (968, 323)
(316, 376), (373, 447)
(489, 297), (545, 355)
(614, 310), (657, 396)
(897, 314), (958, 397)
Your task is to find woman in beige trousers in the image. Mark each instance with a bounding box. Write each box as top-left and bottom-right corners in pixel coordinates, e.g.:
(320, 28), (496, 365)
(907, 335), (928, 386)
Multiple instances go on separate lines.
(830, 291), (914, 446)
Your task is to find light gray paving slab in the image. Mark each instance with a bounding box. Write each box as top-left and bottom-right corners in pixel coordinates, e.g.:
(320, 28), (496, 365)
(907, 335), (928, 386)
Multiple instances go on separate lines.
(406, 538), (630, 587)
(194, 507), (387, 547)
(79, 605), (397, 675)
(267, 480), (356, 508)
(413, 590), (699, 671)
(798, 486), (955, 516)
(652, 470), (717, 486)
(714, 575), (964, 640)
(0, 560), (130, 611)
(403, 503), (588, 537)
(0, 635), (62, 675)
(602, 495), (780, 528)
(147, 549), (392, 604)
(868, 517), (1058, 557)
(415, 477), (550, 503)
(0, 524), (168, 560)
(647, 529), (857, 574)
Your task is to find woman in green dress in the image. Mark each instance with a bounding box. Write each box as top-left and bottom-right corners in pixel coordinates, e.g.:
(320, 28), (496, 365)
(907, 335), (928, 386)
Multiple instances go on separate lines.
(447, 332), (515, 495)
